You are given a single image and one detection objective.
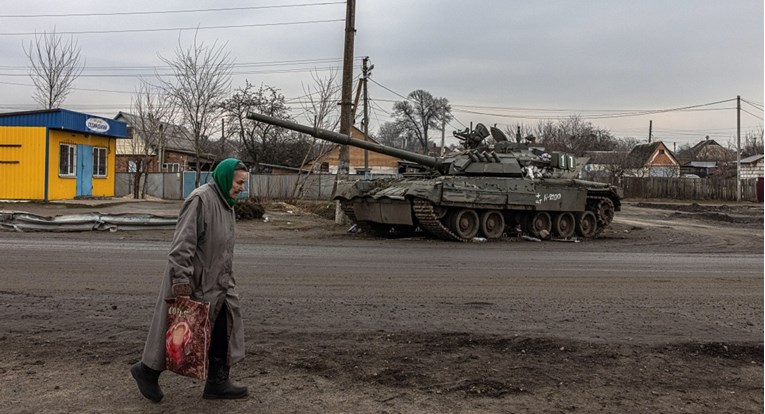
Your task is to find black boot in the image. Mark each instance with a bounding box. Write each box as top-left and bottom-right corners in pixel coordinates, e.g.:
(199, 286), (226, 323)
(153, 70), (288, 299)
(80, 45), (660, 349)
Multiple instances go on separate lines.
(130, 361), (163, 403)
(202, 357), (248, 400)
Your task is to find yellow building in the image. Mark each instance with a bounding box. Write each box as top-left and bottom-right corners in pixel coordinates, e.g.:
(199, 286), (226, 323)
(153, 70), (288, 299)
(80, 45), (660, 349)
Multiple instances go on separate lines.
(0, 109), (128, 201)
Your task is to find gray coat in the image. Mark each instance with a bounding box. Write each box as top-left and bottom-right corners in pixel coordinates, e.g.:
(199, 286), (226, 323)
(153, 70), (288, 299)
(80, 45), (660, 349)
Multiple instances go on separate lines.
(141, 181), (245, 371)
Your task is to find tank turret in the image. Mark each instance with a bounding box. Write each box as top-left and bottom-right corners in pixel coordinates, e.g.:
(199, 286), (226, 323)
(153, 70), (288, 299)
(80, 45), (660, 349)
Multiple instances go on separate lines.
(246, 112), (622, 242)
(247, 112), (583, 180)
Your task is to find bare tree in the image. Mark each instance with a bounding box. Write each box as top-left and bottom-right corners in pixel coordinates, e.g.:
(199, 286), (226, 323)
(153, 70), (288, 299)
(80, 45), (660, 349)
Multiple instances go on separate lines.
(502, 123), (536, 145)
(158, 33), (233, 186)
(221, 82), (291, 170)
(392, 90), (452, 154)
(290, 69), (342, 199)
(596, 137), (641, 184)
(377, 121), (417, 151)
(126, 80), (175, 198)
(24, 30), (84, 109)
(534, 116), (618, 156)
(742, 126), (764, 157)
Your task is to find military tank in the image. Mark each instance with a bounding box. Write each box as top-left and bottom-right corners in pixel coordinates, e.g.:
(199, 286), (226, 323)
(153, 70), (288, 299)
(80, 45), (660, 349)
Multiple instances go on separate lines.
(247, 112), (622, 242)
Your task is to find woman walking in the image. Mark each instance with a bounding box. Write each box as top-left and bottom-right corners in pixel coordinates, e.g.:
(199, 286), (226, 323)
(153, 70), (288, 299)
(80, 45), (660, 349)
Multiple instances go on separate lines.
(131, 158), (250, 402)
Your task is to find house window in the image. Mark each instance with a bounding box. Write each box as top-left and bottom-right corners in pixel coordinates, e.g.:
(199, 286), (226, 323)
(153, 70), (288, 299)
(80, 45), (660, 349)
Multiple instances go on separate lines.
(658, 149), (666, 155)
(163, 163), (181, 172)
(320, 162), (329, 172)
(59, 144), (76, 177)
(93, 147), (107, 177)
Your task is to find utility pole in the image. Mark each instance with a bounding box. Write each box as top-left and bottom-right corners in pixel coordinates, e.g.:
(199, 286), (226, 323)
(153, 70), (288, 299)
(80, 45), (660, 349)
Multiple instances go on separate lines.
(648, 120), (653, 143)
(338, 0), (355, 178)
(736, 95), (741, 201)
(335, 0), (355, 224)
(440, 118), (446, 156)
(362, 56), (372, 177)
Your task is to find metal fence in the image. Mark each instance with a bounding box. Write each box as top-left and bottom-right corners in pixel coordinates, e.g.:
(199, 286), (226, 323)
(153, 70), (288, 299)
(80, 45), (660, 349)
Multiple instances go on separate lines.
(116, 173), (764, 202)
(116, 172), (338, 200)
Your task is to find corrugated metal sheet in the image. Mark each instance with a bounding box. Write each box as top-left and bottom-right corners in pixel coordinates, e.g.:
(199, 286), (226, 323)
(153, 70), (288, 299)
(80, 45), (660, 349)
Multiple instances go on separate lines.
(0, 211), (176, 232)
(0, 109), (127, 138)
(0, 127), (46, 200)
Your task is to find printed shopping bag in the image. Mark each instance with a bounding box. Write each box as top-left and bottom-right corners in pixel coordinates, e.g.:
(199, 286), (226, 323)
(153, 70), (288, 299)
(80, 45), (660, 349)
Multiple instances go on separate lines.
(165, 296), (211, 380)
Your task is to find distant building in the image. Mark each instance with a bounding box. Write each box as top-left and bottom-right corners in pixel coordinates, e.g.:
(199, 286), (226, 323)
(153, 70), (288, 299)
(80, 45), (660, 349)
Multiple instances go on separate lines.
(582, 150), (631, 181)
(114, 112), (216, 173)
(0, 109), (127, 201)
(676, 138), (734, 177)
(303, 126), (400, 176)
(628, 141), (680, 177)
(739, 154), (764, 179)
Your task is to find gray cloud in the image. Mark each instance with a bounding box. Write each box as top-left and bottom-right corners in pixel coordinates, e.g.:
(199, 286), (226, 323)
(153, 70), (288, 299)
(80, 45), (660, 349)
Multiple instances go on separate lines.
(0, 0), (761, 145)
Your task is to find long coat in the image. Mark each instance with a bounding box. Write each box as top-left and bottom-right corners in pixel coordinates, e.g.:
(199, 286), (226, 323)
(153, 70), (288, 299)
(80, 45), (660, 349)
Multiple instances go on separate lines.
(141, 181), (245, 370)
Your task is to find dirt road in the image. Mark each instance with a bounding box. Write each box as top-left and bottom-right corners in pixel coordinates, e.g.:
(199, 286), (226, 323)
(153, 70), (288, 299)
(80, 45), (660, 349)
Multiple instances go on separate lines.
(0, 200), (762, 413)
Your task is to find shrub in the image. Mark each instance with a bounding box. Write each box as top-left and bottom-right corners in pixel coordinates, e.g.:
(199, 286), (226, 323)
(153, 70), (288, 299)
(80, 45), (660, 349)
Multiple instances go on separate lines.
(234, 199), (265, 220)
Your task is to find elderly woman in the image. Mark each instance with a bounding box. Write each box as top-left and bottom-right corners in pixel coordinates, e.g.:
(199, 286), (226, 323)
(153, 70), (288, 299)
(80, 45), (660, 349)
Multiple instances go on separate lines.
(131, 158), (250, 402)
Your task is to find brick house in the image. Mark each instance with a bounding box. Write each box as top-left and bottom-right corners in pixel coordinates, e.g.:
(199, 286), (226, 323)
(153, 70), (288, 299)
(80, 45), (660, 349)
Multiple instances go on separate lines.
(303, 125), (400, 176)
(739, 154), (764, 179)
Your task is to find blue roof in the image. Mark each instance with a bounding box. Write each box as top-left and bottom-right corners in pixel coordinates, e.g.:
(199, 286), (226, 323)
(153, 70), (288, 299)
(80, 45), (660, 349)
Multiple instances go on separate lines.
(0, 108), (128, 138)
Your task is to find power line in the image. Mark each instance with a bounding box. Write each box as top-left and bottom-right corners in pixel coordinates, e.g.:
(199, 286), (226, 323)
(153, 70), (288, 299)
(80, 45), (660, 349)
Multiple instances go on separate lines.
(0, 2), (344, 18)
(370, 79), (744, 124)
(368, 79), (409, 101)
(740, 107), (764, 121)
(0, 66), (353, 78)
(0, 57), (358, 71)
(741, 98), (764, 112)
(0, 19), (344, 36)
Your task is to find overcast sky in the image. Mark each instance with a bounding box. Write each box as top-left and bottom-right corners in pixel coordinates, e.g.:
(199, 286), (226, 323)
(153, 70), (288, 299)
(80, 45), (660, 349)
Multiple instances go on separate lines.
(0, 0), (762, 147)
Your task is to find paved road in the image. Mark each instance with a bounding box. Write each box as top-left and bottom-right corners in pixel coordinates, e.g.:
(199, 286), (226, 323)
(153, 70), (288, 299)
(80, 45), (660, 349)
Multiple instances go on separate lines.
(1, 234), (760, 344)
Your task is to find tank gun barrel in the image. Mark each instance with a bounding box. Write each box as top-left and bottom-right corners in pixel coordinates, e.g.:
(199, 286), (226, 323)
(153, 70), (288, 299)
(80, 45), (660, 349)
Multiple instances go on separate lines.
(246, 112), (442, 169)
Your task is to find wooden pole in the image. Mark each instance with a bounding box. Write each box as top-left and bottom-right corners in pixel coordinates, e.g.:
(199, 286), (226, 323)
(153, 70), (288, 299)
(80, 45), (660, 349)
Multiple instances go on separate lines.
(362, 56), (370, 176)
(338, 0), (356, 178)
(335, 0), (356, 224)
(736, 95), (741, 201)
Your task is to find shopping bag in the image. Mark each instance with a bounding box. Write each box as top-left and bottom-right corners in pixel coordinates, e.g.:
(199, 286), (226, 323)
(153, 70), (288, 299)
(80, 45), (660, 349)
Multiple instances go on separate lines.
(165, 296), (211, 380)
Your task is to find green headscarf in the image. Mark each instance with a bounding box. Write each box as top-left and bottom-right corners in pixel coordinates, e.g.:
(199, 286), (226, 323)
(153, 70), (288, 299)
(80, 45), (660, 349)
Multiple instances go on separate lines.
(211, 158), (244, 206)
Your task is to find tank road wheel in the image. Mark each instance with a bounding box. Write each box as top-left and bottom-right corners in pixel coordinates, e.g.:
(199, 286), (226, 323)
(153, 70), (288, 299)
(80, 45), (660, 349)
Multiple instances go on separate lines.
(553, 212), (576, 239)
(449, 209), (480, 240)
(480, 210), (505, 239)
(528, 211), (552, 240)
(575, 211), (598, 238)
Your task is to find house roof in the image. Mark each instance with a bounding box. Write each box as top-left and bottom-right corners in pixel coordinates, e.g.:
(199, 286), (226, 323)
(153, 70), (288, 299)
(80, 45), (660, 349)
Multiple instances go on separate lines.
(628, 141), (675, 165)
(689, 139), (721, 152)
(0, 108), (128, 138)
(740, 154), (764, 164)
(677, 138), (732, 163)
(583, 150), (627, 164)
(115, 112), (199, 155)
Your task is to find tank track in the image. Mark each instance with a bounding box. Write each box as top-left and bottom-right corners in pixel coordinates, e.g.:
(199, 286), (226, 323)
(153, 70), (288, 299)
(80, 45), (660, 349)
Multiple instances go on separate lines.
(352, 197), (613, 241)
(586, 195), (614, 236)
(412, 199), (467, 242)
